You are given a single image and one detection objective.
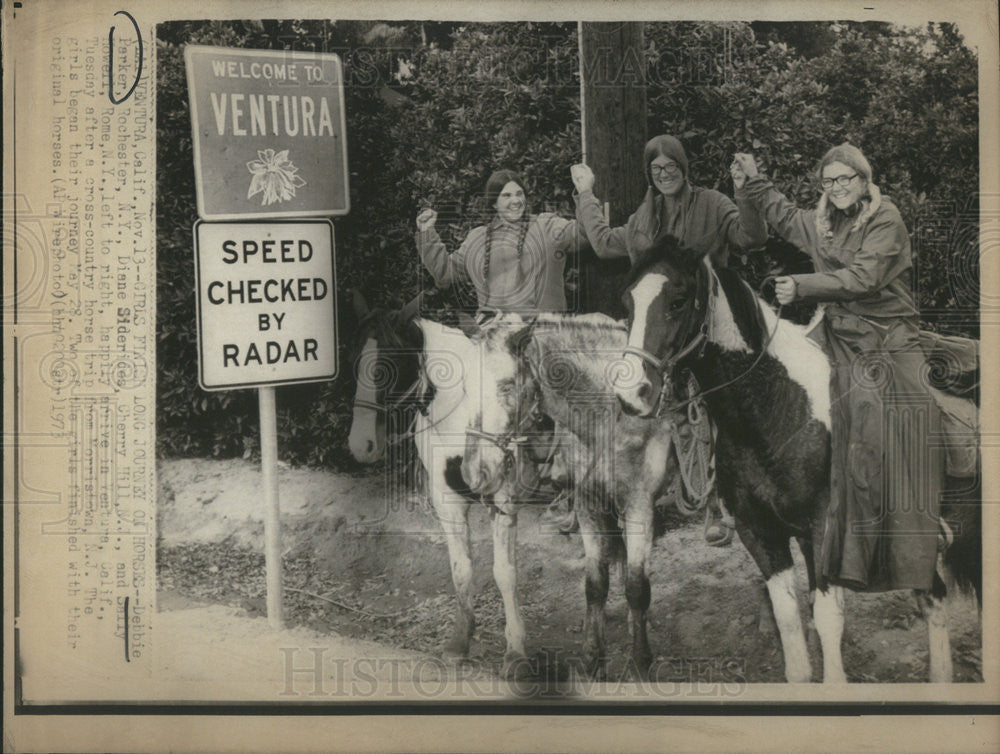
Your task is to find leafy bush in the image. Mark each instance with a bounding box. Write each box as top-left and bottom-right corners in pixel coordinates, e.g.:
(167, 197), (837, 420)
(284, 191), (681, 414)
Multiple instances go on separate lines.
(157, 20), (979, 468)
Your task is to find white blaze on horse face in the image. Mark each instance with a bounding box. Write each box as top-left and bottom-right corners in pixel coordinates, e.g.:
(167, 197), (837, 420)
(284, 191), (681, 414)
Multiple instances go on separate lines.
(620, 273), (668, 412)
(348, 337), (385, 463)
(469, 339), (521, 492)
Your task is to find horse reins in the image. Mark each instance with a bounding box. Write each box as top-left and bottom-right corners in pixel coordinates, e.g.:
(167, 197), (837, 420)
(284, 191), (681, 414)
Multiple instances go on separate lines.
(462, 318), (550, 481)
(629, 272), (785, 417)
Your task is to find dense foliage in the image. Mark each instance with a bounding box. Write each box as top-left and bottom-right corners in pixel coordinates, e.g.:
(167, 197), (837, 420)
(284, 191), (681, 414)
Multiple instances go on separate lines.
(157, 20), (979, 467)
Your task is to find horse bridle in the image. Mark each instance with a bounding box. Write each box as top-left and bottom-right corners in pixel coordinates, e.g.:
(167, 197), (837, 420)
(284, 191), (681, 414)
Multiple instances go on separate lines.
(464, 393), (542, 469)
(352, 315), (458, 445)
(463, 319), (557, 485)
(626, 270), (782, 417)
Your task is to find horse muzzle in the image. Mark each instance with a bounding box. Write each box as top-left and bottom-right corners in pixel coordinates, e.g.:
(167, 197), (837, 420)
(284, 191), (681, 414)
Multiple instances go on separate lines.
(463, 428), (525, 496)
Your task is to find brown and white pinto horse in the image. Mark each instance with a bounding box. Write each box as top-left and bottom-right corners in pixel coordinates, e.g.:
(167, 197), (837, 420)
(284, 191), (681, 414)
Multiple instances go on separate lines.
(464, 312), (680, 679)
(618, 237), (981, 682)
(347, 294), (554, 676)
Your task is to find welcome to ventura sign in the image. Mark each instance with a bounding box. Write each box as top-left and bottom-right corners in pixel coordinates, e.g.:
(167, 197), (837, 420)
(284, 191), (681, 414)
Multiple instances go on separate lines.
(185, 46), (349, 220)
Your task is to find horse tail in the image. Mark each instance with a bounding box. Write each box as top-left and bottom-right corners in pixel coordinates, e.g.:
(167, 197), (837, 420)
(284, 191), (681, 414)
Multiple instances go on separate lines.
(940, 473), (982, 607)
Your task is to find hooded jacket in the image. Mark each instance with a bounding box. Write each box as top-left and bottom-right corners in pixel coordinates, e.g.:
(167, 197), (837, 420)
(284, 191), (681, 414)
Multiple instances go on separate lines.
(574, 135), (768, 265)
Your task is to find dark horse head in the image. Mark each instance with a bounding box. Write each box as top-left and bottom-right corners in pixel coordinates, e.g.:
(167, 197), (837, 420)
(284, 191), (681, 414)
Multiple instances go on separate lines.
(616, 236), (710, 417)
(347, 290), (427, 463)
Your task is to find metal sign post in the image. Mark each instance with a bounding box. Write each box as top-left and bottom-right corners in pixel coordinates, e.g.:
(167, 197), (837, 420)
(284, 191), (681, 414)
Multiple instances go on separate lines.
(258, 386), (283, 628)
(185, 46), (347, 630)
(192, 220), (338, 629)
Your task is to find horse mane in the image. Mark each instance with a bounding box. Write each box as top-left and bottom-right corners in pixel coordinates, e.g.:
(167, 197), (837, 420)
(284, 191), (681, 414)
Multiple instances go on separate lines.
(358, 307), (435, 412)
(626, 234), (702, 288)
(713, 266), (766, 353)
(512, 313), (627, 397)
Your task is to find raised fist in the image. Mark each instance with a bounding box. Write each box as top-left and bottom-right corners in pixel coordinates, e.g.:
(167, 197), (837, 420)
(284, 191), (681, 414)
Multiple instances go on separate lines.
(570, 163), (595, 193)
(730, 153), (759, 189)
(416, 208), (437, 232)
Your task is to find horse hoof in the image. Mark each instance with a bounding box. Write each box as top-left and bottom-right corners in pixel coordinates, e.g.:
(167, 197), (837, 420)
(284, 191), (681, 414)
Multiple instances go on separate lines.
(502, 652), (531, 681)
(441, 637), (470, 662)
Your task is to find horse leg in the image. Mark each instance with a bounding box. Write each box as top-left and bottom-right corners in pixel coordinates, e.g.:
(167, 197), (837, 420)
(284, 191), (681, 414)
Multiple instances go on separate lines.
(491, 508), (527, 678)
(735, 519), (812, 683)
(578, 502), (611, 680)
(798, 536), (847, 683)
(812, 585), (847, 683)
(435, 491), (476, 661)
(623, 494), (654, 679)
(916, 569), (953, 682)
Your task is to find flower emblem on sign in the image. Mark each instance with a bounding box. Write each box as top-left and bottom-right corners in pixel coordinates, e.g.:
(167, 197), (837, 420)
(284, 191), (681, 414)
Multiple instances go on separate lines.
(246, 149), (307, 206)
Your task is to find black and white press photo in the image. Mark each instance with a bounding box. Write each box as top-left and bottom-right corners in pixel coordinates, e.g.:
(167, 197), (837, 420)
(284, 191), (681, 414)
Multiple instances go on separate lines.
(4, 1), (999, 750)
(154, 16), (984, 691)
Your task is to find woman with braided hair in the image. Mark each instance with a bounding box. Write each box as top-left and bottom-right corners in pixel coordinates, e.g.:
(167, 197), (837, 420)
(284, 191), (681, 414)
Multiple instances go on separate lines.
(416, 169), (589, 530)
(416, 169), (588, 313)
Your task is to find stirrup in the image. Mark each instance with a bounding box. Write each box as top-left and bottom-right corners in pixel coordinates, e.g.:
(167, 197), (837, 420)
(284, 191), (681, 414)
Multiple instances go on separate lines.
(704, 506), (734, 547)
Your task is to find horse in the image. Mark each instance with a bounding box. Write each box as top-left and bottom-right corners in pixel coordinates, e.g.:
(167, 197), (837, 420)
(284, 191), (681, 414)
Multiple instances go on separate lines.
(462, 312), (683, 678)
(615, 238), (981, 682)
(346, 292), (556, 676)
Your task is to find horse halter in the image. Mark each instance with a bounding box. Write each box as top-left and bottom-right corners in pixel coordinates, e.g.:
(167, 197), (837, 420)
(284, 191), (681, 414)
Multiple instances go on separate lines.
(464, 320), (551, 486)
(625, 268), (782, 418)
(464, 390), (543, 469)
(623, 270), (709, 417)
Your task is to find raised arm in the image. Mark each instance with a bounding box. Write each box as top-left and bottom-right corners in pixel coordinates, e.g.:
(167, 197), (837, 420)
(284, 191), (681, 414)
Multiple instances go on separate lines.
(570, 164), (629, 260)
(714, 190), (769, 251)
(535, 212), (592, 257)
(415, 208), (473, 289)
(731, 153), (815, 254)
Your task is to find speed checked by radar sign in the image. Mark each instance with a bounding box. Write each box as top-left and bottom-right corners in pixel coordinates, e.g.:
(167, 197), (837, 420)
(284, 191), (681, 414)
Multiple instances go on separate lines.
(194, 220), (338, 390)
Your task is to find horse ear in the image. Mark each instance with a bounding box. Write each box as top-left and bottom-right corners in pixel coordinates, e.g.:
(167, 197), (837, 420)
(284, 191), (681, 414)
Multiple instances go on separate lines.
(352, 288), (370, 319)
(398, 291), (423, 323)
(507, 319), (536, 358)
(679, 246), (705, 278)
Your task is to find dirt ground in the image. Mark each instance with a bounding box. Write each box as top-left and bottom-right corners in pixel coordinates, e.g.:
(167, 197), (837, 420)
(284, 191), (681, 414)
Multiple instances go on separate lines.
(156, 457), (982, 690)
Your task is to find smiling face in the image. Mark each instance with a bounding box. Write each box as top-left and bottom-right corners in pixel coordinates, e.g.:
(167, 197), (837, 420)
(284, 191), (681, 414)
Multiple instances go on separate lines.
(494, 181), (526, 223)
(649, 154), (685, 197)
(822, 160), (867, 210)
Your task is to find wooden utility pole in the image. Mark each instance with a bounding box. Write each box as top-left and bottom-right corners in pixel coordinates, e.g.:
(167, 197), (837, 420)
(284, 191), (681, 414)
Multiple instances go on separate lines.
(578, 23), (647, 316)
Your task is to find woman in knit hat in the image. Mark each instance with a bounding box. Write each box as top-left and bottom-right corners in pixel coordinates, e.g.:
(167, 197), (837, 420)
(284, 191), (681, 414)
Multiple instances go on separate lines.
(731, 144), (945, 594)
(416, 169), (589, 313)
(571, 135), (768, 546)
(570, 134), (768, 266)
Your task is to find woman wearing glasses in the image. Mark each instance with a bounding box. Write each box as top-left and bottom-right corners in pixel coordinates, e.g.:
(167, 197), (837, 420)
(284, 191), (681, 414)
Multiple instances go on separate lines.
(570, 134), (769, 546)
(569, 134), (768, 267)
(730, 143), (945, 593)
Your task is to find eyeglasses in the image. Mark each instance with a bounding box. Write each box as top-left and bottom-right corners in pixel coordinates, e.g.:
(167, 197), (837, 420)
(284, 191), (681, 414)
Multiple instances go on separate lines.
(820, 173), (859, 190)
(650, 163), (682, 178)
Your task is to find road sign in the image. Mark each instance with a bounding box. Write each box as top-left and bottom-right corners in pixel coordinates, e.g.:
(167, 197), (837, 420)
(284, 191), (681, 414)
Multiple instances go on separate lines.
(194, 220), (338, 389)
(184, 46), (349, 220)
